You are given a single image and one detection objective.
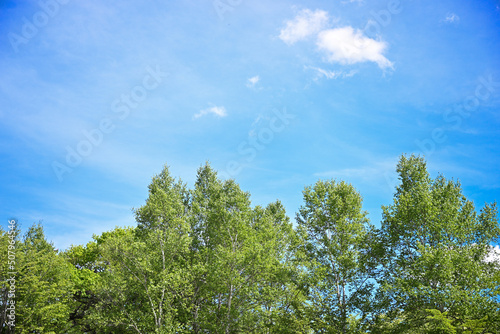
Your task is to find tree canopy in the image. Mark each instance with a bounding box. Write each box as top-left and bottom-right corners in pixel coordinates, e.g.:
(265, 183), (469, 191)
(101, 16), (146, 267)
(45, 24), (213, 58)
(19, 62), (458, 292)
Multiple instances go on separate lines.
(1, 155), (499, 333)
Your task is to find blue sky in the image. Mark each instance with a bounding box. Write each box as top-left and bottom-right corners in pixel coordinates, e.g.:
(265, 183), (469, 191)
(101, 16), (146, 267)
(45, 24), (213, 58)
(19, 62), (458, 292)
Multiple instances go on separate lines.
(1, 0), (499, 250)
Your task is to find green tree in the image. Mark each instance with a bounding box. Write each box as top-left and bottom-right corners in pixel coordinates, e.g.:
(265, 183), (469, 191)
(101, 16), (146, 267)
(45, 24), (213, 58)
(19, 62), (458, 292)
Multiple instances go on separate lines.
(296, 179), (375, 333)
(64, 239), (103, 333)
(13, 223), (76, 333)
(70, 163), (303, 333)
(133, 164), (193, 332)
(189, 164), (273, 332)
(85, 166), (192, 333)
(97, 227), (190, 333)
(245, 201), (310, 333)
(378, 154), (500, 333)
(188, 163), (304, 333)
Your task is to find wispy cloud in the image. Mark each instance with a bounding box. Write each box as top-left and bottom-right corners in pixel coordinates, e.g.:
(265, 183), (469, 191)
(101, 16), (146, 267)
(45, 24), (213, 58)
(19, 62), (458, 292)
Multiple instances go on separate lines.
(315, 162), (393, 181)
(342, 0), (364, 3)
(247, 75), (260, 88)
(307, 66), (358, 80)
(279, 9), (330, 45)
(444, 13), (460, 23)
(317, 27), (393, 69)
(314, 157), (399, 193)
(194, 105), (227, 119)
(19, 188), (137, 250)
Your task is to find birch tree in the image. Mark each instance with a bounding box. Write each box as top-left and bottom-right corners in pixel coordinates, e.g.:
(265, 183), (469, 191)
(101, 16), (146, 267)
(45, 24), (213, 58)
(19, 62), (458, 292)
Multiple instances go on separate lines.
(297, 179), (375, 333)
(378, 154), (500, 333)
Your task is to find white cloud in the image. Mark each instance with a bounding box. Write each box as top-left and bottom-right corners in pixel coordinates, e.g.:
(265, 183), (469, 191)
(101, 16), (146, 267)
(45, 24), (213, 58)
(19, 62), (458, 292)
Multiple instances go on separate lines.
(279, 9), (393, 71)
(279, 9), (330, 45)
(444, 13), (460, 23)
(194, 105), (227, 119)
(247, 75), (260, 88)
(317, 26), (393, 69)
(307, 66), (357, 80)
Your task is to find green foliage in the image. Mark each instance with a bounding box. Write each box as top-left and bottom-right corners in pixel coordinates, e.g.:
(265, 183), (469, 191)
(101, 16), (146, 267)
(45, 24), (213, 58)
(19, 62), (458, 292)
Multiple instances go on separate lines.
(378, 154), (500, 333)
(4, 155), (499, 333)
(63, 242), (102, 333)
(425, 309), (457, 334)
(296, 179), (375, 333)
(187, 164), (302, 333)
(3, 223), (76, 333)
